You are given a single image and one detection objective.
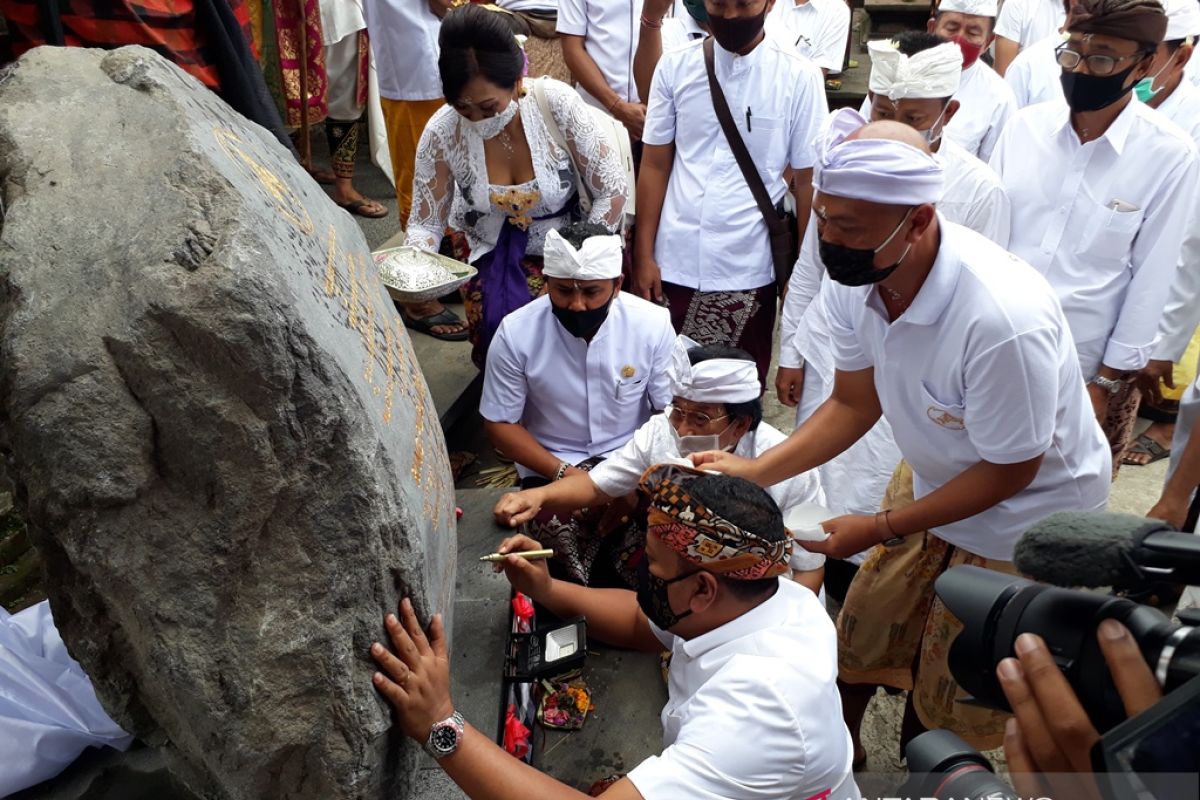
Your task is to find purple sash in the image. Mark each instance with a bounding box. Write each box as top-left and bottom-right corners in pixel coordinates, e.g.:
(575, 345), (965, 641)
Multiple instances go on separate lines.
(477, 205), (570, 349)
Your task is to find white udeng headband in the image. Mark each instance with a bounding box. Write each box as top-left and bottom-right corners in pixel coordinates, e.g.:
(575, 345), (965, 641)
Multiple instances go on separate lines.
(868, 39), (962, 102)
(937, 0), (999, 17)
(542, 229), (623, 280)
(667, 336), (761, 404)
(814, 107), (945, 206)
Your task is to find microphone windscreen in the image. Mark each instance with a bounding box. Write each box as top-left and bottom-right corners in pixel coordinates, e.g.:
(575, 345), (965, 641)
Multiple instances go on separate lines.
(1014, 511), (1165, 587)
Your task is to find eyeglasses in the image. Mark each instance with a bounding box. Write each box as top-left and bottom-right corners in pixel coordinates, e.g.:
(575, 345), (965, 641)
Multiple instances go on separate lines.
(665, 404), (729, 429)
(1055, 43), (1148, 76)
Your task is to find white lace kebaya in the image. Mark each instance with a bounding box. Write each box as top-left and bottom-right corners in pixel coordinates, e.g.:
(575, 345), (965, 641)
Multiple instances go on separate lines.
(403, 78), (628, 262)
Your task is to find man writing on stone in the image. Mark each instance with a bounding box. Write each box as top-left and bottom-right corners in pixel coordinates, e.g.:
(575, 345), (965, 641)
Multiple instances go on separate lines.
(481, 223), (675, 586)
(369, 465), (860, 800)
(494, 337), (827, 591)
(695, 119), (1110, 760)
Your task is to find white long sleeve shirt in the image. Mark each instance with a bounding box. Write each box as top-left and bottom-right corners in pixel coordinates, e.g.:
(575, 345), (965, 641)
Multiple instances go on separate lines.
(1151, 80), (1200, 362)
(990, 98), (1199, 376)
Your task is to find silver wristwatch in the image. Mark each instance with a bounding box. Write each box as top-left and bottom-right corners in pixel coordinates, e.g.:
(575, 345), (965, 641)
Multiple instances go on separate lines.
(424, 711), (465, 760)
(1089, 375), (1125, 395)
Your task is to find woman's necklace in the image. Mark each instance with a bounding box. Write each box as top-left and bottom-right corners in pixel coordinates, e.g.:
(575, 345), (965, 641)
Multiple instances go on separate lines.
(496, 129), (514, 155)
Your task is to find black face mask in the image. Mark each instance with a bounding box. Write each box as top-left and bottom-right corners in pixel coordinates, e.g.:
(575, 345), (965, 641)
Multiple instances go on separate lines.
(818, 210), (913, 287)
(1060, 64), (1139, 113)
(551, 293), (615, 338)
(636, 559), (698, 631)
(707, 2), (768, 53)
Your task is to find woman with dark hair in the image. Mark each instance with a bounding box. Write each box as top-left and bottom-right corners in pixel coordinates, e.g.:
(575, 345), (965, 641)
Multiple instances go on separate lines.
(403, 3), (628, 366)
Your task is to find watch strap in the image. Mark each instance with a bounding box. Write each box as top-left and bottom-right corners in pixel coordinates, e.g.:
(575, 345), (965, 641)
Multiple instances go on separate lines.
(875, 510), (905, 547)
(423, 710), (465, 759)
(1088, 375), (1125, 395)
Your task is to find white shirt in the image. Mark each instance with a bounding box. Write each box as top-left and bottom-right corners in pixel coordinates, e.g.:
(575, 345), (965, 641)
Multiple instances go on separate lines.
(319, 0), (366, 46)
(995, 0), (1066, 48)
(1004, 32), (1063, 108)
(823, 219), (1111, 559)
(643, 33), (828, 290)
(945, 60), (1017, 161)
(361, 0), (442, 101)
(557, 0), (645, 105)
(936, 138), (1012, 247)
(990, 99), (1200, 376)
(497, 0), (557, 10)
(480, 294), (676, 478)
(1151, 81), (1200, 363)
(767, 0), (852, 73)
(628, 580), (860, 800)
(662, 11), (706, 52)
(589, 415), (827, 571)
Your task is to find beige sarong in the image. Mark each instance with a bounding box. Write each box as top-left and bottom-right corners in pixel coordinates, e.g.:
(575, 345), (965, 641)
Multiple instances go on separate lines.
(837, 461), (1015, 750)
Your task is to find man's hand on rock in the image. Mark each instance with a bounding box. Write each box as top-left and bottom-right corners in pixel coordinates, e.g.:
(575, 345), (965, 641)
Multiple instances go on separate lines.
(492, 533), (553, 600)
(494, 489), (544, 528)
(371, 598), (454, 743)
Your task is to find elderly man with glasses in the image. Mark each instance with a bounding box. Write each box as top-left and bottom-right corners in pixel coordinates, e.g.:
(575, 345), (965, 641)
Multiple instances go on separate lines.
(494, 337), (827, 593)
(990, 0), (1199, 476)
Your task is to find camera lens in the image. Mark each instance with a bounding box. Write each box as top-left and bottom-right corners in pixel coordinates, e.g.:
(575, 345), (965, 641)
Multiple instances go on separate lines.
(935, 566), (1200, 733)
(904, 730), (1019, 800)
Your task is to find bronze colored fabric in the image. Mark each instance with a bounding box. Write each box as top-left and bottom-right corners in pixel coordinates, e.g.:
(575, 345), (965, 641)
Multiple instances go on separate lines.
(837, 461), (1017, 750)
(1070, 0), (1168, 45)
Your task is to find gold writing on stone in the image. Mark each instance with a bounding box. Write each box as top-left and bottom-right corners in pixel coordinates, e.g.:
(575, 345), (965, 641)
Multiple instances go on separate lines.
(219, 118), (452, 523)
(213, 128), (315, 235)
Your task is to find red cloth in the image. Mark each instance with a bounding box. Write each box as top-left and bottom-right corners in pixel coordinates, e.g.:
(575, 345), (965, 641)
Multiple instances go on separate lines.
(0, 0), (256, 89)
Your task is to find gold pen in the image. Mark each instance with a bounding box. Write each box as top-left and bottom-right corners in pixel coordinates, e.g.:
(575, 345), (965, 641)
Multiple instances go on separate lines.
(479, 548), (555, 563)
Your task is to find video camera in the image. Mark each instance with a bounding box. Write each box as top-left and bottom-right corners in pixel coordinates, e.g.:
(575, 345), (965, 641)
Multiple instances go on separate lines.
(902, 511), (1200, 800)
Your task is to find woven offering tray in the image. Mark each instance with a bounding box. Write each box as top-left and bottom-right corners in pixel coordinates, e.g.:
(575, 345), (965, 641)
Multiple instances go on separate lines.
(373, 245), (477, 303)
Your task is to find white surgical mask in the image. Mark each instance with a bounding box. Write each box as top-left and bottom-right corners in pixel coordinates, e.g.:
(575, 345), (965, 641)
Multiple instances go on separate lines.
(920, 103), (949, 147)
(466, 99), (518, 140)
(669, 419), (737, 457)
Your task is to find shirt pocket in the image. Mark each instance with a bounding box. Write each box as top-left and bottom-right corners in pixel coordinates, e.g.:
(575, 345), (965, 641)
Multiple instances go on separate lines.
(744, 115), (787, 174)
(1074, 204), (1142, 262)
(920, 382), (967, 433)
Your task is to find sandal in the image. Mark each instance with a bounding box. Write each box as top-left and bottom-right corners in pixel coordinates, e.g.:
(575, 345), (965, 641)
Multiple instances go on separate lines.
(1121, 433), (1171, 466)
(402, 307), (469, 341)
(336, 198), (389, 219)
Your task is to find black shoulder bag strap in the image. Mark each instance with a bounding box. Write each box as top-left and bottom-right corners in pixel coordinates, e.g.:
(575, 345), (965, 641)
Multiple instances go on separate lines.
(703, 37), (795, 286)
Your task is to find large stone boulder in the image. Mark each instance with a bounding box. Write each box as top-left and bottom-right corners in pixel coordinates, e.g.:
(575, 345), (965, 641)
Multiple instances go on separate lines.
(0, 46), (456, 799)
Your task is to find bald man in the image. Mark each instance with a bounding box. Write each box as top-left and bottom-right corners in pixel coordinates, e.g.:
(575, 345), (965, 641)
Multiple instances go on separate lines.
(697, 113), (1110, 757)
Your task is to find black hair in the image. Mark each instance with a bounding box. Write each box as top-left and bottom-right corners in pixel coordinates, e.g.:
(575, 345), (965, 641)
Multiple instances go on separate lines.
(1165, 37), (1189, 53)
(438, 4), (526, 105)
(556, 221), (613, 250)
(687, 475), (786, 600)
(893, 31), (956, 104)
(686, 344), (763, 431)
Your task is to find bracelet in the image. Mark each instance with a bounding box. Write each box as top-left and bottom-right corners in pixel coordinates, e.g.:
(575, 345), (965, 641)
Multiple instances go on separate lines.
(875, 510), (904, 547)
(554, 462), (570, 481)
(606, 95), (623, 113)
(640, 14), (664, 29)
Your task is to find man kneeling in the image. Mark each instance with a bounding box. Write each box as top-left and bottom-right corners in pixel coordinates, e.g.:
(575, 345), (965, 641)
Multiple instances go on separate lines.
(370, 465), (859, 800)
(494, 338), (827, 592)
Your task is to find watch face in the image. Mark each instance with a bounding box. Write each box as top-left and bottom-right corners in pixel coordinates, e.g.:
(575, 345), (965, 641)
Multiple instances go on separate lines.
(432, 725), (457, 753)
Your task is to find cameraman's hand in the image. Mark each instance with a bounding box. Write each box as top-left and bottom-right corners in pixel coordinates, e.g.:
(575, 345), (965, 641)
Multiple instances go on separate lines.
(999, 621), (1162, 799)
(492, 533), (554, 601)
